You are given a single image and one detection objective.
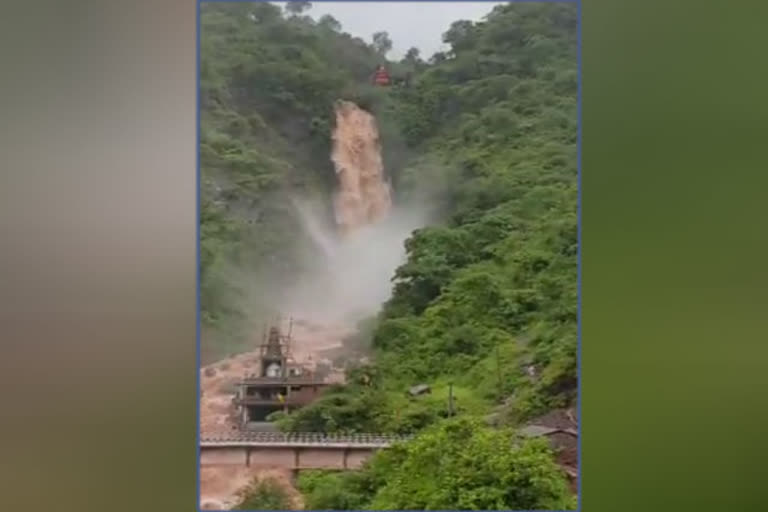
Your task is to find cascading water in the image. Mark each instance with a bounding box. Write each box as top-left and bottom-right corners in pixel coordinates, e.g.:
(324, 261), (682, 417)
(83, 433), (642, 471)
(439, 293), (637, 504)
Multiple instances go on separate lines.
(200, 100), (426, 509)
(331, 100), (393, 234)
(284, 101), (423, 327)
(291, 198), (337, 261)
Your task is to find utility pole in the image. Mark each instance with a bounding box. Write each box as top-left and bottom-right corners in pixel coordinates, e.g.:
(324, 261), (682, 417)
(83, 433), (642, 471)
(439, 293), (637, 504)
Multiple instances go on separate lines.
(496, 343), (503, 403)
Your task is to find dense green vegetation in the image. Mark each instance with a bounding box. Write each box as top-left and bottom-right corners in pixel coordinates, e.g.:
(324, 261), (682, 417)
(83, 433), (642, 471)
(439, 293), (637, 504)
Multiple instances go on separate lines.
(234, 477), (293, 510)
(200, 1), (410, 360)
(202, 1), (577, 509)
(298, 418), (575, 510)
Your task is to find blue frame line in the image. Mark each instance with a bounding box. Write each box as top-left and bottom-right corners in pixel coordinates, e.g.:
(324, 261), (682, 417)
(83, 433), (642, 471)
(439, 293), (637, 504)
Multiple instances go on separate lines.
(196, 1), (582, 511)
(576, 0), (582, 509)
(196, 1), (202, 510)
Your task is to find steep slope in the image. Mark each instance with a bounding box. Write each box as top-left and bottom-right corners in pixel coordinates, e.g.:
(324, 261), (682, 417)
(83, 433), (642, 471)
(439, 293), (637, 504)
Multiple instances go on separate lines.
(200, 2), (401, 361)
(200, 2), (578, 509)
(381, 1), (578, 422)
(286, 3), (579, 509)
(281, 0), (577, 435)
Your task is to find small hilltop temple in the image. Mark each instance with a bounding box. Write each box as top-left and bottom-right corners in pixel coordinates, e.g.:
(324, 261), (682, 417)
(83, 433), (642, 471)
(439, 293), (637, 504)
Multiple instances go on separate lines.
(234, 323), (330, 429)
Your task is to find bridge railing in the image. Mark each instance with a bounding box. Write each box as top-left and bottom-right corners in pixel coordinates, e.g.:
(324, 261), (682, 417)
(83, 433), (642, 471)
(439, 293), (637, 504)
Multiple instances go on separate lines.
(200, 431), (413, 446)
(234, 396), (304, 406)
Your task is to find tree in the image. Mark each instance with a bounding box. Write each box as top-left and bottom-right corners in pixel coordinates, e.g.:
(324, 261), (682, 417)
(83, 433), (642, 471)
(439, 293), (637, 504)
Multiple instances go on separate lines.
(442, 19), (475, 52)
(369, 419), (575, 510)
(273, 385), (394, 434)
(284, 1), (311, 17)
(404, 46), (420, 61)
(248, 2), (282, 23)
(298, 470), (373, 510)
(429, 51), (448, 64)
(403, 46), (421, 64)
(318, 13), (341, 32)
(235, 477), (293, 510)
(372, 31), (393, 56)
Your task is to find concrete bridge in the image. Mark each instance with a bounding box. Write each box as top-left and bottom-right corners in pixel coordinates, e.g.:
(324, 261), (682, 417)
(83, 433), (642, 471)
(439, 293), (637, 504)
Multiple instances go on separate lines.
(200, 432), (410, 471)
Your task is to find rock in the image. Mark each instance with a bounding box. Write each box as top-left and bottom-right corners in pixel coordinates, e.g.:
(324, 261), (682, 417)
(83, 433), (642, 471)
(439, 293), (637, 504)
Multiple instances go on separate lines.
(409, 384), (431, 396)
(519, 425), (560, 438)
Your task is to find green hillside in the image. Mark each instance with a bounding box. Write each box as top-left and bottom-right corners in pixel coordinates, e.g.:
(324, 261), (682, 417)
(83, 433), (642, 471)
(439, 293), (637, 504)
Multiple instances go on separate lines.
(200, 2), (413, 360)
(201, 2), (578, 509)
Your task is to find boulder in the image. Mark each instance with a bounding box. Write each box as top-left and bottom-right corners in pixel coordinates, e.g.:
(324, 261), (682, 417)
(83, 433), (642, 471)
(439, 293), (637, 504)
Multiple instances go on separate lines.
(409, 384), (431, 396)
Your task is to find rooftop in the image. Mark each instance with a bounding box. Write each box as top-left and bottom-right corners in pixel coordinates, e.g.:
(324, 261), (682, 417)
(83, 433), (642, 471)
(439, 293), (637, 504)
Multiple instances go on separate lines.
(239, 377), (330, 386)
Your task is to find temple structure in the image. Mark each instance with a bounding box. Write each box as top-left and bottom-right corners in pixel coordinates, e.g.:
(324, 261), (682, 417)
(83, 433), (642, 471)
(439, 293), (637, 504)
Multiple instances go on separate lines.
(234, 324), (330, 428)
